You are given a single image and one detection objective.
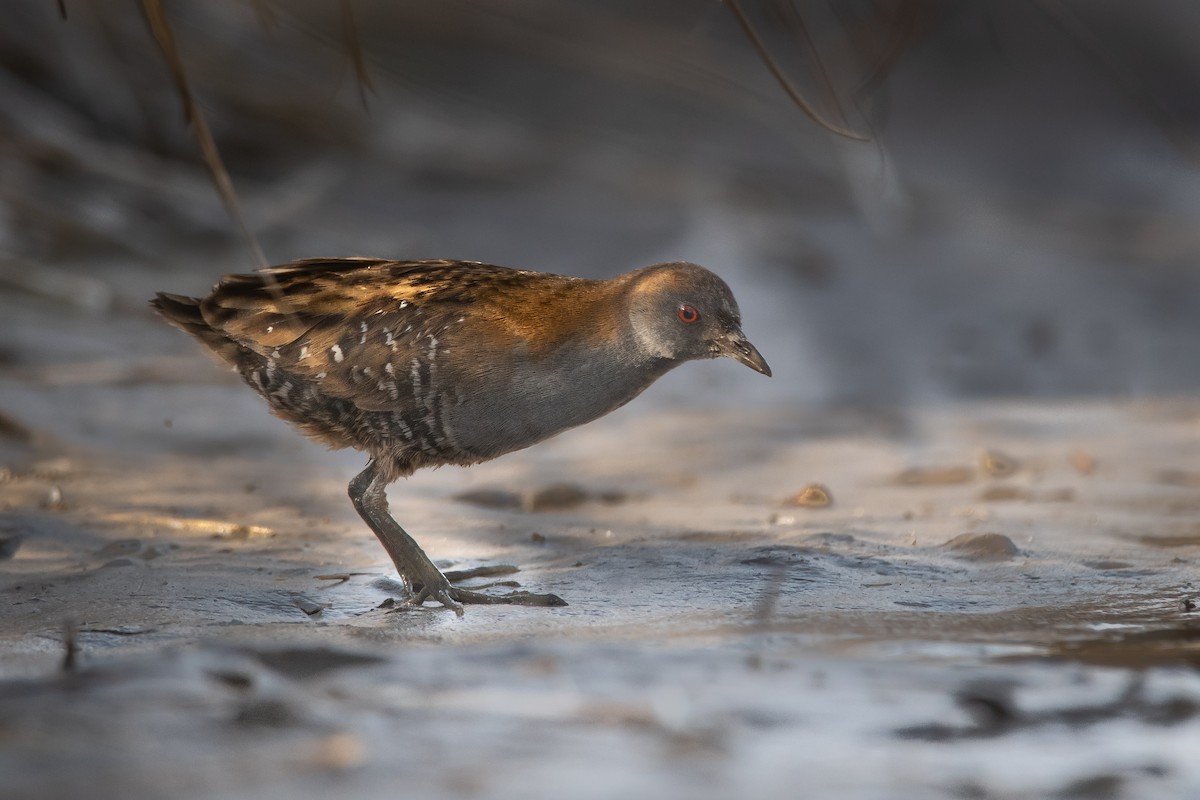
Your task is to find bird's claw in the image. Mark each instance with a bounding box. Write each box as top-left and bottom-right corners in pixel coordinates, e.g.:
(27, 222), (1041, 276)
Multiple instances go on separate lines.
(431, 587), (465, 616)
(404, 577), (465, 616)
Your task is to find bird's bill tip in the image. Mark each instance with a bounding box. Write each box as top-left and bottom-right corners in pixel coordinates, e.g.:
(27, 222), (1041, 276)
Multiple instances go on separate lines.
(719, 333), (772, 377)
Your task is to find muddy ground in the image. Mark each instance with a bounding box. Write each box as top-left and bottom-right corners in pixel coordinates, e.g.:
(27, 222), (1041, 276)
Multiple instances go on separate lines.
(3, 348), (1200, 798)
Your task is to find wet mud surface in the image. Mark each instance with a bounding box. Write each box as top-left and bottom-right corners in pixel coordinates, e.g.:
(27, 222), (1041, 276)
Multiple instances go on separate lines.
(3, 368), (1199, 797)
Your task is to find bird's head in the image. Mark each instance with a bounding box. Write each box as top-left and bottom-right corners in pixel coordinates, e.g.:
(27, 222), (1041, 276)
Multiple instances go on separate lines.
(622, 262), (771, 376)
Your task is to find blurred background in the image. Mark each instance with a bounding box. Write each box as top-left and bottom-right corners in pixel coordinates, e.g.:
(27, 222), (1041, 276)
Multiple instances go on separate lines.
(2, 0), (1200, 423)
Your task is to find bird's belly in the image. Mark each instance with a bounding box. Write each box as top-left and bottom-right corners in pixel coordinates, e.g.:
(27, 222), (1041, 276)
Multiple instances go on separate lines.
(441, 355), (667, 460)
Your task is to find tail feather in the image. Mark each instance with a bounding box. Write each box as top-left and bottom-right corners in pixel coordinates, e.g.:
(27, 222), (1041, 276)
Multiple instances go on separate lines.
(151, 292), (206, 334)
(151, 292), (244, 367)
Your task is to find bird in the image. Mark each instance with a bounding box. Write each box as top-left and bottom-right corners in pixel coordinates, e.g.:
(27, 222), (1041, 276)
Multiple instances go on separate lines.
(152, 258), (771, 614)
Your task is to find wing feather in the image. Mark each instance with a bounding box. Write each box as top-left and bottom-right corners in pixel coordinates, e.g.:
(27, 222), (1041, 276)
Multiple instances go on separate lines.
(197, 258), (527, 412)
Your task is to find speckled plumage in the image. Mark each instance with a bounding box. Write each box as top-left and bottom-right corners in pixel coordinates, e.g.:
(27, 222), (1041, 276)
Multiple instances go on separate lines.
(153, 257), (770, 613)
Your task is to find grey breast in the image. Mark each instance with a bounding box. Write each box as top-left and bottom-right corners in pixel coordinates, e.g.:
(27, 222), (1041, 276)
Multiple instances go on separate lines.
(438, 337), (674, 460)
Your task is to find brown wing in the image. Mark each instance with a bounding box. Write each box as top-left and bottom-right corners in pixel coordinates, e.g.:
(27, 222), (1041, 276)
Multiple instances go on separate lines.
(197, 258), (560, 412)
(200, 258), (446, 349)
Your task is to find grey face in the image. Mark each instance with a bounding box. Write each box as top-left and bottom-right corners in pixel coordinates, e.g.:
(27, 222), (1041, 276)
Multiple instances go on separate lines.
(626, 263), (772, 376)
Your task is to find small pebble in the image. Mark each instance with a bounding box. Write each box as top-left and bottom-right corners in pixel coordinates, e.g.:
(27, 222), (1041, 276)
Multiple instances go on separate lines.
(43, 485), (64, 510)
(311, 731), (366, 771)
(1069, 450), (1097, 475)
(784, 483), (832, 508)
(981, 450), (1019, 478)
(942, 533), (1019, 562)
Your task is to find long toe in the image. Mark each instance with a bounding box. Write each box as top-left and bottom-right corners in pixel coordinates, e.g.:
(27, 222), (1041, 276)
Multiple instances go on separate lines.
(442, 565), (519, 582)
(448, 587), (568, 607)
(431, 587), (466, 616)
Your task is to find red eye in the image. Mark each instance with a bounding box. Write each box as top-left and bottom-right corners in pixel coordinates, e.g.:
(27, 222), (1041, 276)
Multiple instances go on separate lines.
(677, 303), (700, 324)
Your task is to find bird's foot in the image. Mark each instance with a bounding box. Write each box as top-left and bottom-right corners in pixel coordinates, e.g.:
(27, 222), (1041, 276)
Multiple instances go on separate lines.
(393, 563), (566, 615)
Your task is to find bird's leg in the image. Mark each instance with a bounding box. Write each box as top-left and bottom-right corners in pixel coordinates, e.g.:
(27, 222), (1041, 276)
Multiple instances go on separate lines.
(348, 462), (566, 614)
(349, 461), (462, 613)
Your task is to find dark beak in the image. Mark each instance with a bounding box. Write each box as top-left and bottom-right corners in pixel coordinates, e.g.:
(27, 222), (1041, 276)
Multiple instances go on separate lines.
(718, 330), (772, 377)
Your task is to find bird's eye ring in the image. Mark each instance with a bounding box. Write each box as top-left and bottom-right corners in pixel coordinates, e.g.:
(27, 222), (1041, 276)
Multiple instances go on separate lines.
(677, 303), (700, 324)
